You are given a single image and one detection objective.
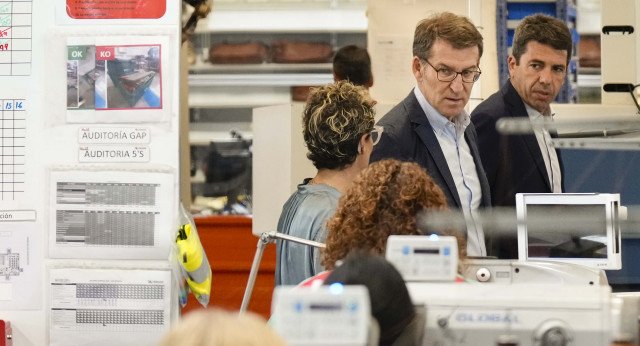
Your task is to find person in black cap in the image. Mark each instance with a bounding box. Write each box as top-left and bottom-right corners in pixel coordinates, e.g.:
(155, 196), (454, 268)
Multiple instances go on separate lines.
(324, 252), (425, 346)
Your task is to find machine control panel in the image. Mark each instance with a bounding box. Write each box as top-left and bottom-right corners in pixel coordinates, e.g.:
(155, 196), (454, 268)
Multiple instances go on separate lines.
(271, 285), (371, 346)
(386, 235), (458, 282)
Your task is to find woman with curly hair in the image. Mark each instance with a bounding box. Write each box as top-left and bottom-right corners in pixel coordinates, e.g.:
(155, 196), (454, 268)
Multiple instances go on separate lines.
(322, 159), (464, 270)
(275, 80), (382, 286)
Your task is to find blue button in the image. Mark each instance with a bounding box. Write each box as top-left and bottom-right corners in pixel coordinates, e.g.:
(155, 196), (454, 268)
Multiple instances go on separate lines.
(402, 246), (410, 255)
(444, 247), (450, 256)
(329, 282), (345, 295)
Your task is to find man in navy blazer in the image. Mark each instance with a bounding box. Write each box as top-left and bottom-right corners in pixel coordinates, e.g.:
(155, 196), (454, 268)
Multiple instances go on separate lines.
(471, 14), (573, 258)
(370, 12), (491, 257)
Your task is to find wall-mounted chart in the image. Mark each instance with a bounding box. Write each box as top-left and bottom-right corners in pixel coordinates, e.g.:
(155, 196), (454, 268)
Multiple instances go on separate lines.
(0, 0), (32, 75)
(48, 169), (175, 260)
(0, 99), (25, 200)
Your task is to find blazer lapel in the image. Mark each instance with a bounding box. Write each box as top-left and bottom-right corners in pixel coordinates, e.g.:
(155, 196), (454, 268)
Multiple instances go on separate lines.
(464, 127), (491, 207)
(550, 130), (566, 191)
(405, 95), (462, 208)
(503, 82), (552, 191)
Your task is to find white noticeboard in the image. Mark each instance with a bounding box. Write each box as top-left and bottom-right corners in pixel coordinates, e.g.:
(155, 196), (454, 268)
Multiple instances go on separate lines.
(49, 267), (172, 346)
(0, 1), (181, 345)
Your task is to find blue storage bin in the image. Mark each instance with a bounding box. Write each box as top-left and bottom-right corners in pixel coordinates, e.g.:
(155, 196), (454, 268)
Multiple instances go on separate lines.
(570, 29), (580, 44)
(507, 2), (556, 20)
(569, 59), (577, 74)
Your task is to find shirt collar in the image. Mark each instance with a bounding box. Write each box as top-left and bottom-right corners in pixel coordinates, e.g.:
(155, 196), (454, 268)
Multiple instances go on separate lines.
(413, 86), (470, 137)
(525, 103), (556, 122)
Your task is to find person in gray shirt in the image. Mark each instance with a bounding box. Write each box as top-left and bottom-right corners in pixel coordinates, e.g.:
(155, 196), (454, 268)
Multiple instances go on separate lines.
(275, 81), (379, 286)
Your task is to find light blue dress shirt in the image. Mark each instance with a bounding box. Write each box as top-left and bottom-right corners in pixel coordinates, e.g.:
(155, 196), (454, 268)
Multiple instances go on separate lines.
(525, 103), (562, 193)
(413, 87), (486, 256)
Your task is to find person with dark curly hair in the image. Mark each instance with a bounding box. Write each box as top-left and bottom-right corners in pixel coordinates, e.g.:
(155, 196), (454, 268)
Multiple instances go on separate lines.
(275, 80), (380, 286)
(322, 159), (464, 270)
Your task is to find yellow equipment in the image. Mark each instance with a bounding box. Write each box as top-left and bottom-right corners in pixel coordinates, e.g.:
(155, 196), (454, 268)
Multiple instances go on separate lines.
(176, 224), (212, 307)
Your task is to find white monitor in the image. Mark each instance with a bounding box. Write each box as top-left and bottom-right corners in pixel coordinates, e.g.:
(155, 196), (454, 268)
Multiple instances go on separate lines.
(516, 193), (622, 270)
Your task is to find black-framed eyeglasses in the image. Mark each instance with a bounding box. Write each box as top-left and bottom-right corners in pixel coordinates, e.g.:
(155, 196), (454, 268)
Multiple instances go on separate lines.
(423, 59), (482, 83)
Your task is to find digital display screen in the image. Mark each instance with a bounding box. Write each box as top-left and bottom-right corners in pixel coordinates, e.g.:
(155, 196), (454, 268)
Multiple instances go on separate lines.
(413, 248), (440, 255)
(309, 303), (343, 311)
(526, 204), (607, 259)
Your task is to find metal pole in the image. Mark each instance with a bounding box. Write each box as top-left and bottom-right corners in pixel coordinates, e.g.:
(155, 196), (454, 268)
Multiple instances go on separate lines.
(270, 231), (326, 249)
(239, 231), (326, 314)
(239, 232), (271, 314)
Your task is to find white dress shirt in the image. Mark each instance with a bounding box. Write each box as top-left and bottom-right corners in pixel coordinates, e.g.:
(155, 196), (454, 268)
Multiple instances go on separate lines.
(525, 104), (562, 193)
(414, 87), (486, 256)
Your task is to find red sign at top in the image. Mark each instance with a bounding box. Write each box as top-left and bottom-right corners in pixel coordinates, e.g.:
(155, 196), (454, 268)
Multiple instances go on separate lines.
(66, 0), (166, 19)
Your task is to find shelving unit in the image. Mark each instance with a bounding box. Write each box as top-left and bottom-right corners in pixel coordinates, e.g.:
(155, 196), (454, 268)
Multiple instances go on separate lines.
(496, 0), (579, 103)
(197, 8), (367, 33)
(575, 0), (602, 104)
(185, 1), (367, 211)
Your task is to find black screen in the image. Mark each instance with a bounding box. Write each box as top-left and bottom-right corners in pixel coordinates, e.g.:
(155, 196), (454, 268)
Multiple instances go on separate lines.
(526, 204), (607, 259)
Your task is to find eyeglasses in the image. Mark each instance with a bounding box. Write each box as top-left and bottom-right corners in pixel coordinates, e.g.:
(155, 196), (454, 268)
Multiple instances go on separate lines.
(370, 125), (383, 146)
(358, 126), (384, 154)
(423, 59), (481, 83)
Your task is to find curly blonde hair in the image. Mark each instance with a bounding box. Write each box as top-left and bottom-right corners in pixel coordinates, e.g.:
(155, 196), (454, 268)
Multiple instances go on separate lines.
(303, 80), (375, 170)
(322, 159), (451, 270)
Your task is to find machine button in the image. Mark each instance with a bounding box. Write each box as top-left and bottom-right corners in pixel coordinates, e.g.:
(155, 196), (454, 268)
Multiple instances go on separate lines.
(476, 267), (491, 282)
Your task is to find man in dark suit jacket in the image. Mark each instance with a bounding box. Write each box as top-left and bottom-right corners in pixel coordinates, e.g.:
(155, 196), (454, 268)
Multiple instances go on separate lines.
(471, 14), (573, 258)
(371, 12), (491, 257)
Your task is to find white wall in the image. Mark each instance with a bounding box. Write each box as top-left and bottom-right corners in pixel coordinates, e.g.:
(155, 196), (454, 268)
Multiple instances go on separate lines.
(0, 1), (182, 345)
(367, 0), (499, 109)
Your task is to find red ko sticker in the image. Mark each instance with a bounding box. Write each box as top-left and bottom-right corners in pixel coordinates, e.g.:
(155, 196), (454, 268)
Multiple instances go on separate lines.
(95, 46), (115, 61)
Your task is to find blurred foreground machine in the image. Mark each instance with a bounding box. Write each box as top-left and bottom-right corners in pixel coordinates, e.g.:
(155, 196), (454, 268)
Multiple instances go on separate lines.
(385, 235), (638, 345)
(406, 283), (633, 346)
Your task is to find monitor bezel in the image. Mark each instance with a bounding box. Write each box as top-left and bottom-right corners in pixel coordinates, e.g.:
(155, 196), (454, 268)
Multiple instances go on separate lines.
(516, 193), (621, 270)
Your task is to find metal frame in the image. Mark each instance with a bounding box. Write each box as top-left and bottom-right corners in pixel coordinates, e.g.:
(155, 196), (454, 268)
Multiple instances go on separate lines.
(239, 231), (325, 314)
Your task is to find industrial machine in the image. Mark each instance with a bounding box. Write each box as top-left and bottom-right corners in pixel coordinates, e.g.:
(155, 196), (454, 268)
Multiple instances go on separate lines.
(462, 259), (607, 286)
(271, 285), (377, 346)
(106, 56), (156, 107)
(386, 235), (459, 282)
(407, 283), (619, 346)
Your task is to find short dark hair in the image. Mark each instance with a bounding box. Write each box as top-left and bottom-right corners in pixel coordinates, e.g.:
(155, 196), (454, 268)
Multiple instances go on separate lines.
(512, 13), (573, 66)
(413, 12), (483, 60)
(333, 45), (372, 87)
(324, 252), (415, 346)
(303, 81), (375, 170)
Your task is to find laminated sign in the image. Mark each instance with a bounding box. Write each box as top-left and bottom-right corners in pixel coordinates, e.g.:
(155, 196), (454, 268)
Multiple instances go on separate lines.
(66, 0), (166, 19)
(67, 44), (162, 110)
